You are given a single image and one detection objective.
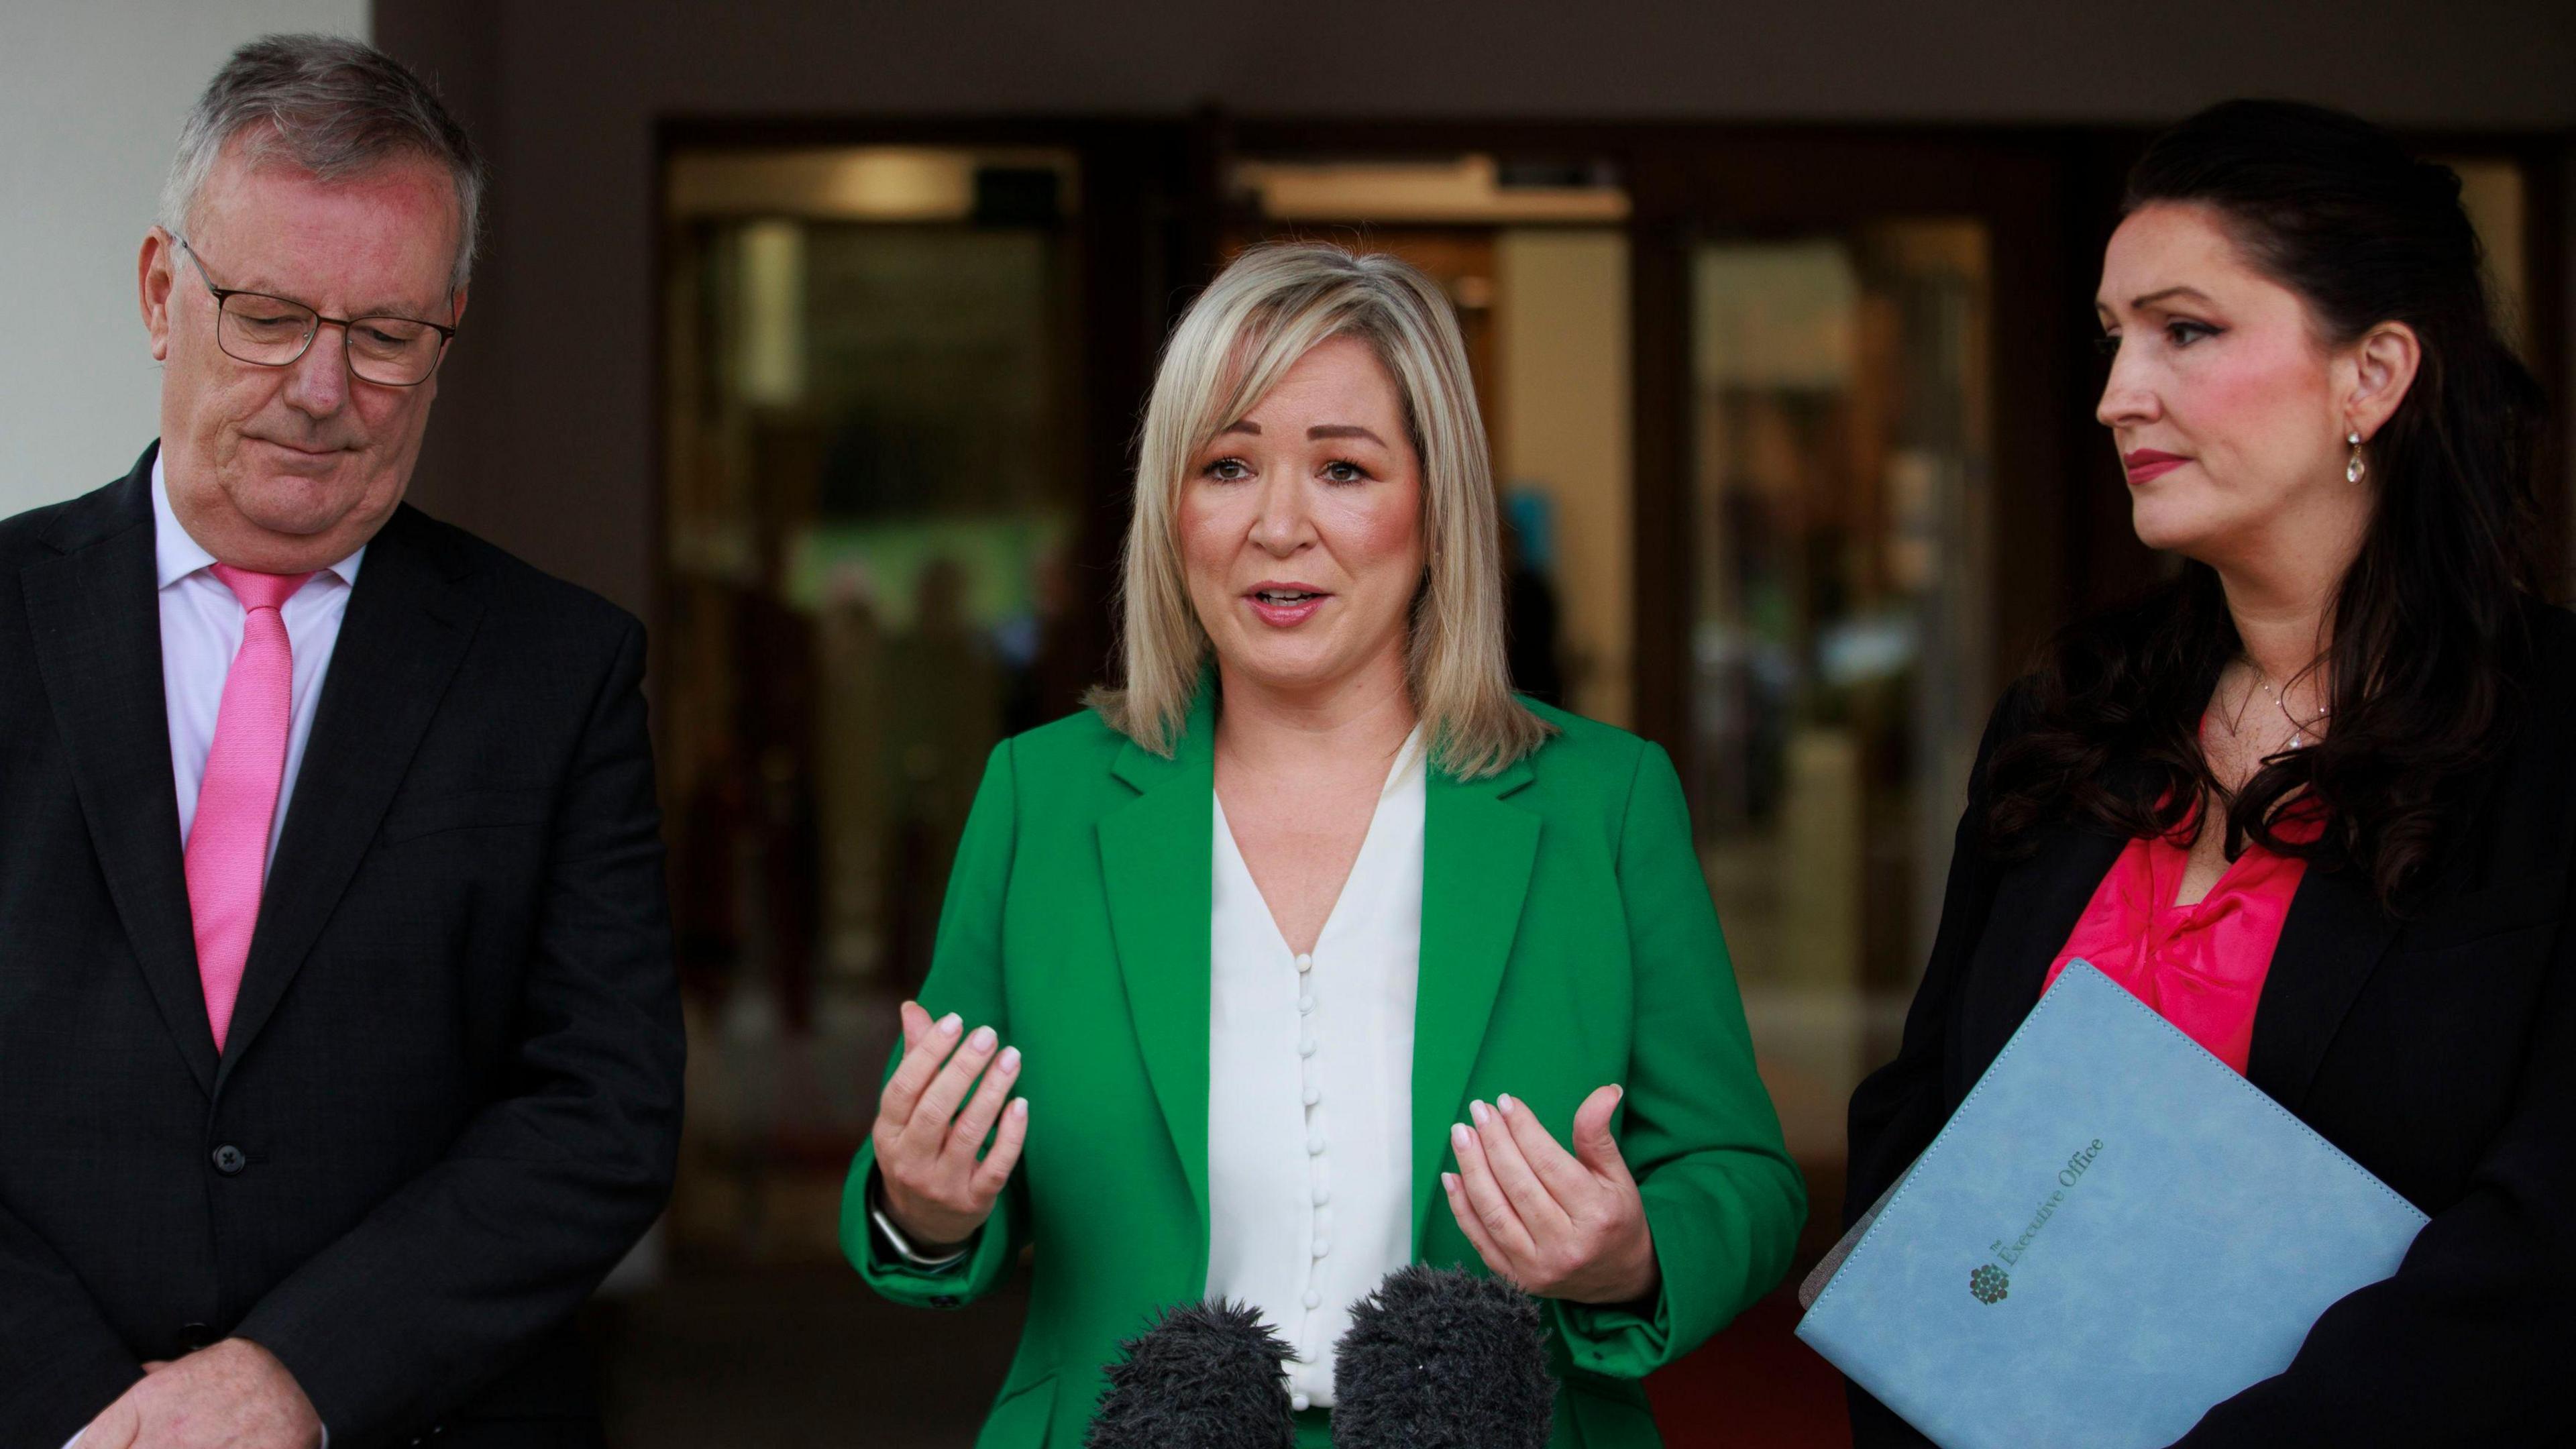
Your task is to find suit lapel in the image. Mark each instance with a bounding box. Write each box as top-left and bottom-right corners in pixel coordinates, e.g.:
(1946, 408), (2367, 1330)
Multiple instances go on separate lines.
(1410, 756), (1539, 1246)
(2246, 862), (2397, 1112)
(2246, 722), (2544, 1111)
(1092, 694), (1546, 1252)
(1096, 692), (1218, 1245)
(216, 506), (484, 1084)
(1957, 818), (2127, 1081)
(20, 451), (218, 1095)
(1964, 803), (2400, 1114)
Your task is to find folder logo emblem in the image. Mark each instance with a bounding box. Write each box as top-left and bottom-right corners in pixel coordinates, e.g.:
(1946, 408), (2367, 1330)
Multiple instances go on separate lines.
(1968, 1264), (2010, 1304)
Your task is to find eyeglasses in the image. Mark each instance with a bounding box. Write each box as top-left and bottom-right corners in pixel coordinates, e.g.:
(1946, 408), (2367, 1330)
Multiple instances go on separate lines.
(171, 233), (458, 387)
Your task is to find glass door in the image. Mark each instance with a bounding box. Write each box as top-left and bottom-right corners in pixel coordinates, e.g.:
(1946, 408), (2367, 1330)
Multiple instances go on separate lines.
(1686, 221), (1994, 1181)
(660, 146), (1085, 1257)
(1222, 152), (1637, 726)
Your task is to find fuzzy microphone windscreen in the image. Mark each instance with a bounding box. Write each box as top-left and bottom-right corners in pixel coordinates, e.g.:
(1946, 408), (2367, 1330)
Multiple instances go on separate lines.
(1330, 1265), (1558, 1449)
(1085, 1298), (1297, 1449)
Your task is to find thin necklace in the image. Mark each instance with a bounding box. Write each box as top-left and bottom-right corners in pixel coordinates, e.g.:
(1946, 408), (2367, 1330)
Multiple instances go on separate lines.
(2240, 662), (2328, 751)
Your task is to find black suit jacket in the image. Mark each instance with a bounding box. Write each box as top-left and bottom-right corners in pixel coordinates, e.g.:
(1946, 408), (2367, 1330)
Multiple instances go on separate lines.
(1845, 604), (2576, 1448)
(0, 447), (686, 1449)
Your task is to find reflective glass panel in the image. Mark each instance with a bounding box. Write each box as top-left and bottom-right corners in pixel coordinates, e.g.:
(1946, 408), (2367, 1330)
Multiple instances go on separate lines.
(661, 148), (1081, 1258)
(1688, 221), (1994, 1186)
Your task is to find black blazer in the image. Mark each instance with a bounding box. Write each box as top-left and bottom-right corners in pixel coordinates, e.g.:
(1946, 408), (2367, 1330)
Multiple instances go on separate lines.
(0, 447), (686, 1449)
(1845, 604), (2576, 1448)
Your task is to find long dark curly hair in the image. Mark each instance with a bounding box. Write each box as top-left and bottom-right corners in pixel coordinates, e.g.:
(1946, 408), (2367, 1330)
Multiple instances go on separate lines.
(1985, 99), (2551, 908)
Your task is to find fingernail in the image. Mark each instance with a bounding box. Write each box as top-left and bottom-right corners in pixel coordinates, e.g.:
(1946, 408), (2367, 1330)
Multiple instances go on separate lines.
(1497, 1093), (1518, 1116)
(1010, 1097), (1028, 1117)
(938, 1013), (963, 1035)
(1442, 1172), (1460, 1193)
(999, 1046), (1022, 1071)
(1452, 1122), (1471, 1149)
(1610, 1084), (1625, 1103)
(1469, 1099), (1491, 1126)
(969, 1025), (998, 1052)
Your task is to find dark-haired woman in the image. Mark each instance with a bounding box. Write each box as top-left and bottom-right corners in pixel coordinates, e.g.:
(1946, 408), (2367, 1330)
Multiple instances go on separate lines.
(1845, 99), (2573, 1448)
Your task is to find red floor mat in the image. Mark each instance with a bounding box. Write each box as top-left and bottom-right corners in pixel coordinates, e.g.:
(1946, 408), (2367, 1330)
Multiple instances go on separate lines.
(1647, 1286), (1851, 1448)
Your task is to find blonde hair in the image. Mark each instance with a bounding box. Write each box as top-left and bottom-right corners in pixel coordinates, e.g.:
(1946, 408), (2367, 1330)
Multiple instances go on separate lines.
(1088, 241), (1551, 779)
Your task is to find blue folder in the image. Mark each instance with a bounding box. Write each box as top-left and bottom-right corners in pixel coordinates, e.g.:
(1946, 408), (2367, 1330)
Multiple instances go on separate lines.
(1797, 961), (2427, 1448)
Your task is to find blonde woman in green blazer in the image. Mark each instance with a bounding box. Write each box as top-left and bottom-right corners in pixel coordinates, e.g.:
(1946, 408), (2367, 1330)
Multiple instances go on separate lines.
(842, 242), (1804, 1448)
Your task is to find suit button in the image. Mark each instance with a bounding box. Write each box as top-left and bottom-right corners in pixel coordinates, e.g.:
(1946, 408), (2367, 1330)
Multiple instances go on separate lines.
(211, 1144), (247, 1175)
(176, 1322), (217, 1352)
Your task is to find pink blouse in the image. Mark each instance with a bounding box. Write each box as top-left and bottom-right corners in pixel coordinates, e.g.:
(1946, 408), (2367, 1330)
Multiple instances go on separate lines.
(2043, 804), (2323, 1075)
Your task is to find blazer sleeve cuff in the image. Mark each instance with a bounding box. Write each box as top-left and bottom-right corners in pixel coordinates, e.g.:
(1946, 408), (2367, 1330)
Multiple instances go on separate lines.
(839, 1144), (1014, 1307)
(1551, 1165), (1802, 1378)
(19, 1346), (140, 1449)
(1548, 1286), (1676, 1381)
(1547, 1187), (1693, 1377)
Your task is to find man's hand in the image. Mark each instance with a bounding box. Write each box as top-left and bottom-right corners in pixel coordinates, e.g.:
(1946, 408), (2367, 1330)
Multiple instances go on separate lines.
(80, 1339), (320, 1449)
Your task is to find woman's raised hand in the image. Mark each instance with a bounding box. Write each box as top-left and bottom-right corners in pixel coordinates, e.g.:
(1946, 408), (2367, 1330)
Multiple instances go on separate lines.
(1442, 1084), (1660, 1305)
(871, 1000), (1028, 1251)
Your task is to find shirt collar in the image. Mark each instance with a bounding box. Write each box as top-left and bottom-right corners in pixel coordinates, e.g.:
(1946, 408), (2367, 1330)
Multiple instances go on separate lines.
(152, 451), (368, 592)
(1381, 724), (1429, 802)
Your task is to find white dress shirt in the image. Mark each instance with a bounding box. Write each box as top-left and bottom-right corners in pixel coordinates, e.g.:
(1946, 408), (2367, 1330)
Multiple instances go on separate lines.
(68, 460), (360, 1449)
(152, 454), (364, 864)
(1205, 727), (1426, 1413)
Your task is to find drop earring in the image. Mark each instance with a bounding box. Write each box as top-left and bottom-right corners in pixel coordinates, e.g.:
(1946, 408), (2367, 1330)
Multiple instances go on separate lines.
(2346, 430), (2367, 484)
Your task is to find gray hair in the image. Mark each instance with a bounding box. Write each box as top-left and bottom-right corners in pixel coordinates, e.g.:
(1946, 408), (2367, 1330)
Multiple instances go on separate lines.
(159, 34), (484, 292)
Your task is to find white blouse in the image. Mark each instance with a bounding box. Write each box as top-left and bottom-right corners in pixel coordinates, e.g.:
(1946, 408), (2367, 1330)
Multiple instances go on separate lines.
(1205, 727), (1427, 1412)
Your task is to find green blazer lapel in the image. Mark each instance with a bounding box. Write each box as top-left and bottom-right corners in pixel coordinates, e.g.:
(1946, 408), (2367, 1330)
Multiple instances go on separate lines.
(1097, 693), (1218, 1250)
(1411, 754), (1540, 1245)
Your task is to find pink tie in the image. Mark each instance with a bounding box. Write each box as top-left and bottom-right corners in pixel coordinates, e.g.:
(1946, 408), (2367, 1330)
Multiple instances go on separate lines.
(184, 564), (313, 1054)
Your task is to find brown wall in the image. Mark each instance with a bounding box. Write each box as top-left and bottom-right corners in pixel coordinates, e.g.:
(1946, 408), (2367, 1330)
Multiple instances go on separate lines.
(374, 0), (2576, 622)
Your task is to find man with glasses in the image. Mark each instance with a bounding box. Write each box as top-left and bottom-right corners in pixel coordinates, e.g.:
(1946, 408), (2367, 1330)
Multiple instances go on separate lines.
(0, 35), (683, 1449)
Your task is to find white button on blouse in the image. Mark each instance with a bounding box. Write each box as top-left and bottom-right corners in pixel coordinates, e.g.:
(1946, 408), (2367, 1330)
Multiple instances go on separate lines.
(1205, 727), (1426, 1411)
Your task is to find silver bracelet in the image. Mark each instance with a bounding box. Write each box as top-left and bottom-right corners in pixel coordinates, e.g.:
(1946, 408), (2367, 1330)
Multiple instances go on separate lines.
(869, 1172), (974, 1271)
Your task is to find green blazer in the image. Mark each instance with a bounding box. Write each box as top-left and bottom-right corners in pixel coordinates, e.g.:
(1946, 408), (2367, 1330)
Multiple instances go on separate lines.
(841, 692), (1805, 1447)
